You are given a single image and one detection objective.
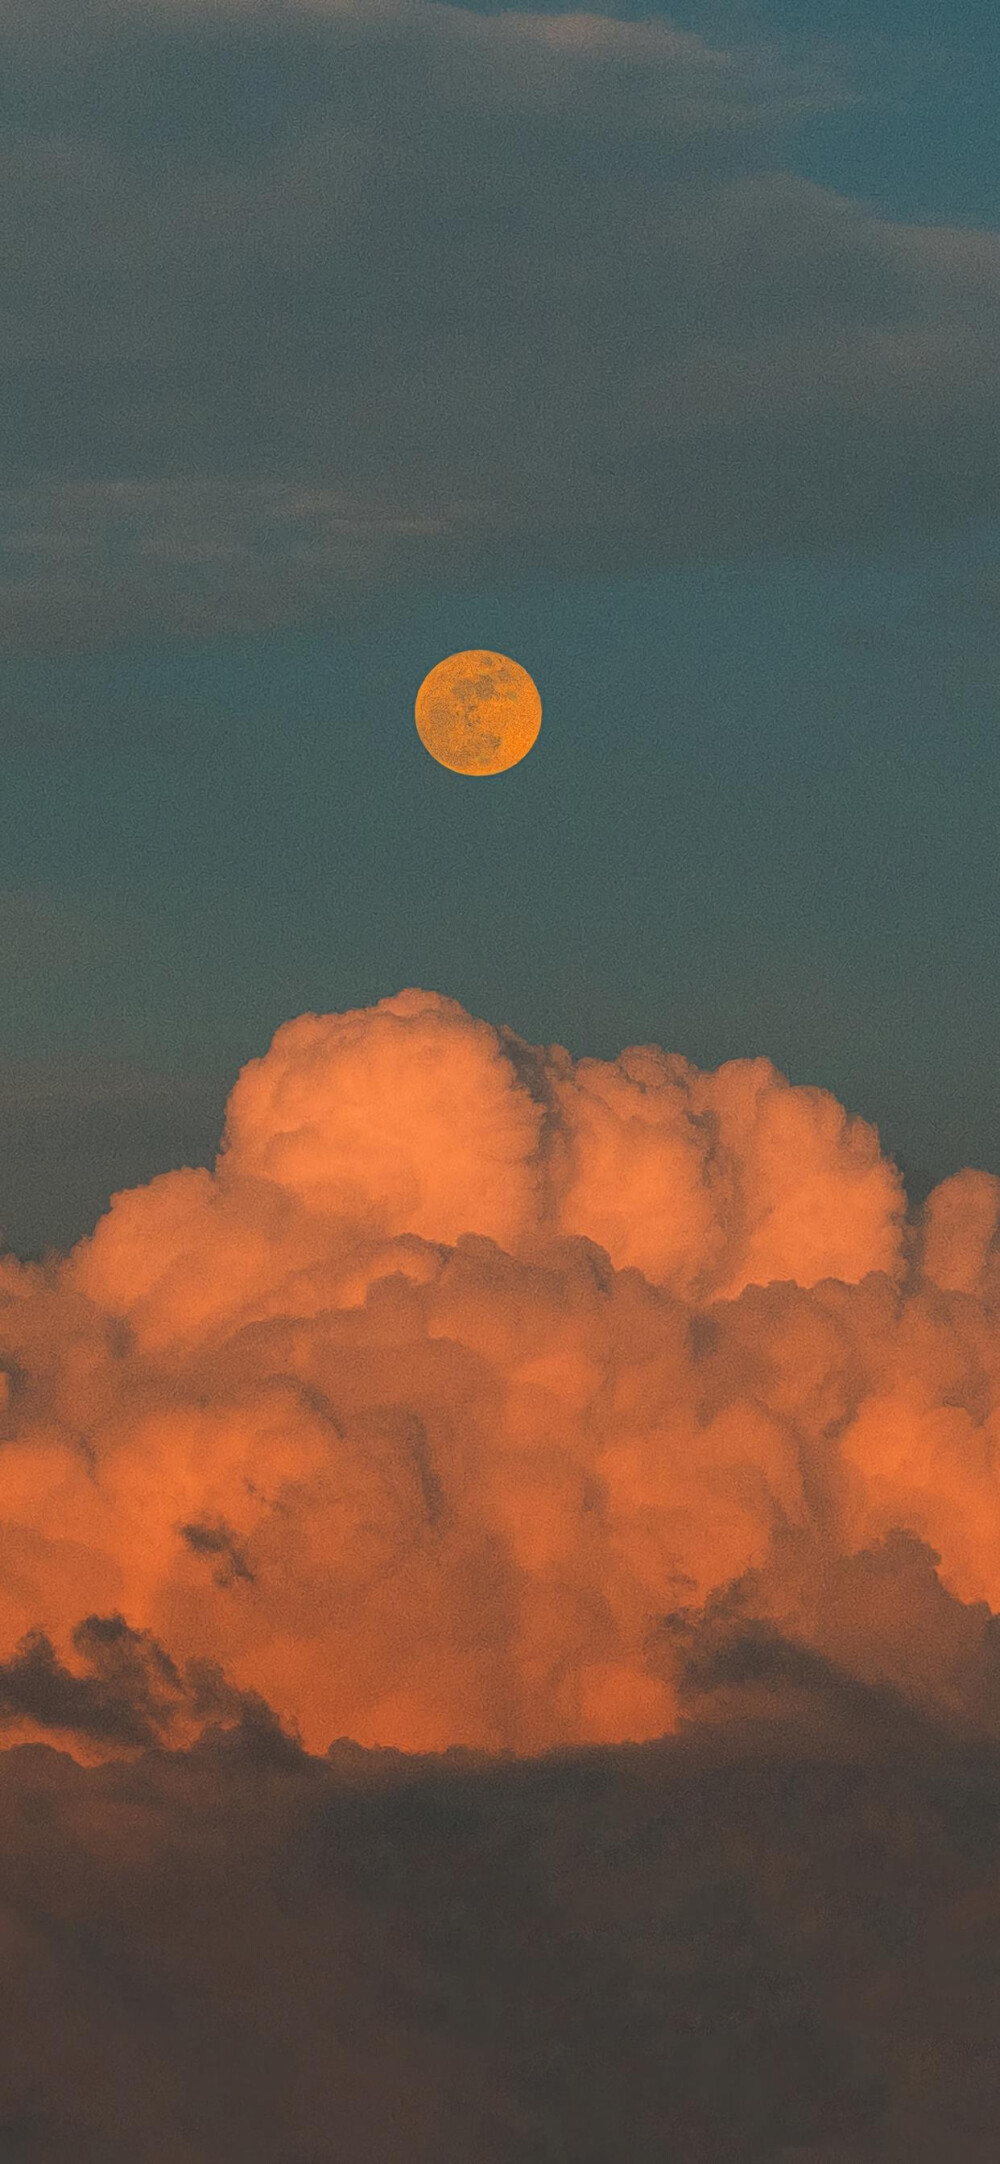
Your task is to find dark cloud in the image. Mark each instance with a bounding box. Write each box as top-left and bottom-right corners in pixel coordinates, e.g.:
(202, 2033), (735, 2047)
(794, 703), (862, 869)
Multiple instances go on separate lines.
(0, 1618), (170, 1748)
(179, 1515), (257, 1586)
(0, 0), (997, 652)
(3, 1638), (1000, 2157)
(665, 1525), (1000, 1746)
(0, 1607), (299, 1755)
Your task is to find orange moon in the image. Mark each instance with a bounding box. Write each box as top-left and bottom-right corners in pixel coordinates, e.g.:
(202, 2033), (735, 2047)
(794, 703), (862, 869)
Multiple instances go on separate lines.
(414, 650), (542, 776)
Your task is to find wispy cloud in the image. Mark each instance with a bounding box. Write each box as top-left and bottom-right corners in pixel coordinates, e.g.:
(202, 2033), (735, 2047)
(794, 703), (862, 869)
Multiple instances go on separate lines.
(0, 0), (996, 652)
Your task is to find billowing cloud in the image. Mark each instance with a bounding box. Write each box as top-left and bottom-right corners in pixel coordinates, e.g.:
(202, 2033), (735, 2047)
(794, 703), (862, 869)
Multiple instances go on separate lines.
(0, 0), (998, 650)
(2, 986), (999, 1767)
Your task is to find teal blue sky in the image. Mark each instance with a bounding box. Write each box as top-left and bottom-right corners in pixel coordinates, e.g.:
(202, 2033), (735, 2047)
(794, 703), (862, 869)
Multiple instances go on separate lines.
(0, 0), (998, 1254)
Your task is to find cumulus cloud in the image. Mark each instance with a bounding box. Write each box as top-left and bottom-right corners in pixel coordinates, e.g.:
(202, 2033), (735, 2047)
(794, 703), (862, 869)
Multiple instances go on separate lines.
(0, 0), (998, 649)
(5, 987), (1000, 2156)
(2, 986), (999, 1770)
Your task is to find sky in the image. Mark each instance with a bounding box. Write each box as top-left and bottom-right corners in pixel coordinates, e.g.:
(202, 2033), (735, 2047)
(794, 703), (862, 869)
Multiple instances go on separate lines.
(1, 0), (1000, 1254)
(2, 0), (1000, 2156)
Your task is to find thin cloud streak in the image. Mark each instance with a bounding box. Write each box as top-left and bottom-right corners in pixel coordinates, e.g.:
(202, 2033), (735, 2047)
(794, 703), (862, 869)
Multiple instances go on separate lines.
(0, 0), (998, 650)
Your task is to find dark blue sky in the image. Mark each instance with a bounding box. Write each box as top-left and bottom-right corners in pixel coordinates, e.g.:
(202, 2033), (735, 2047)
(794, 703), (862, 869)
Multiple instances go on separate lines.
(1, 0), (998, 1255)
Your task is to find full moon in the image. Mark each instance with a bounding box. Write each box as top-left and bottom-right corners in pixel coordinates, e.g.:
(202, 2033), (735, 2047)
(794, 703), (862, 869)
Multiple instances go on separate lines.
(414, 650), (542, 776)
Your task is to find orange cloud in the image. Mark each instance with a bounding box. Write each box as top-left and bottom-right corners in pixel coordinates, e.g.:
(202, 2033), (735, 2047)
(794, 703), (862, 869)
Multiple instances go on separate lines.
(1, 988), (998, 1764)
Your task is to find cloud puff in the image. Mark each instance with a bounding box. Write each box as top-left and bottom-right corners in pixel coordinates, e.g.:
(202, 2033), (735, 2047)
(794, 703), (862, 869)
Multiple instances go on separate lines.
(0, 0), (997, 649)
(2, 987), (999, 1767)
